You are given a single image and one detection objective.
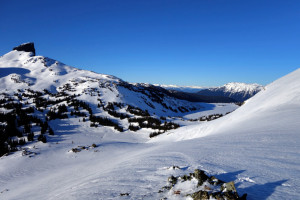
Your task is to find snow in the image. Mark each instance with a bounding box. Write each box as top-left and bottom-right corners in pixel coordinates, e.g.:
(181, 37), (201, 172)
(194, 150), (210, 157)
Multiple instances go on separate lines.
(221, 82), (264, 93)
(153, 84), (207, 93)
(0, 49), (299, 199)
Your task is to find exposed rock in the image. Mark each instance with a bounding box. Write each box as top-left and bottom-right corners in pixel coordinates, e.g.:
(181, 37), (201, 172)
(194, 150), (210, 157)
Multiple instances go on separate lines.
(181, 174), (192, 181)
(13, 42), (36, 56)
(193, 169), (209, 186)
(191, 190), (209, 200)
(169, 165), (180, 170)
(160, 169), (247, 200)
(221, 181), (239, 200)
(208, 176), (224, 186)
(174, 190), (181, 195)
(168, 175), (178, 185)
(221, 181), (237, 193)
(71, 148), (81, 153)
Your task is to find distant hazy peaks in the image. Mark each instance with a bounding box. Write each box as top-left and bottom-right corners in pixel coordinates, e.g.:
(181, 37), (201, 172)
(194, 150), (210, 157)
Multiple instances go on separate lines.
(13, 42), (35, 56)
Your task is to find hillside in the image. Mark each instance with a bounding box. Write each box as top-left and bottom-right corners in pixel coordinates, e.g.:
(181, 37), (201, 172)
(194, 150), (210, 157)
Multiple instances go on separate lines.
(0, 43), (238, 156)
(153, 69), (300, 199)
(0, 43), (299, 200)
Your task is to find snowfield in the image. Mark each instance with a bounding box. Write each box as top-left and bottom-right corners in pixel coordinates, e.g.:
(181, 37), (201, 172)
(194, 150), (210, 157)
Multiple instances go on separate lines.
(0, 47), (299, 200)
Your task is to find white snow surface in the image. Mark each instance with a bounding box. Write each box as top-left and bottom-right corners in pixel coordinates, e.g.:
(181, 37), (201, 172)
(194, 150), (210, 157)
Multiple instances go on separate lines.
(220, 82), (264, 93)
(0, 50), (299, 200)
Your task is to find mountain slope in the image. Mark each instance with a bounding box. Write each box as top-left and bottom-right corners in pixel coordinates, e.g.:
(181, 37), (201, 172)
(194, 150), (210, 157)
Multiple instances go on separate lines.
(197, 82), (264, 102)
(0, 44), (239, 156)
(0, 45), (204, 117)
(0, 69), (299, 200)
(0, 44), (299, 200)
(152, 69), (300, 199)
(156, 69), (300, 141)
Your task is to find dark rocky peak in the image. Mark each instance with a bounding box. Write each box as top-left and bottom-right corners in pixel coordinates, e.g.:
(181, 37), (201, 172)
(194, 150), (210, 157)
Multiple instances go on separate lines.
(13, 42), (36, 56)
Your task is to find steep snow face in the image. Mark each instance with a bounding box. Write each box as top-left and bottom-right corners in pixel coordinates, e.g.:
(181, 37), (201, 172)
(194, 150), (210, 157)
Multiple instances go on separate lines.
(197, 82), (264, 102)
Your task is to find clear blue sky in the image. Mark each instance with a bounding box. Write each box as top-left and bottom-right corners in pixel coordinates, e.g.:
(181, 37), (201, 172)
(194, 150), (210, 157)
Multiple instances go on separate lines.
(1, 0), (299, 86)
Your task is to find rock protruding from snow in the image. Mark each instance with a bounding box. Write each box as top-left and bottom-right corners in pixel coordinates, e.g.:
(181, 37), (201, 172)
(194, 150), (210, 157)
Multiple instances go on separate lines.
(13, 42), (36, 56)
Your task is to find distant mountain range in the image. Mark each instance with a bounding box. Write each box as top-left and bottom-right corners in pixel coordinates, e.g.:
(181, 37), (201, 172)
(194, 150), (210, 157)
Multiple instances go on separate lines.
(197, 82), (264, 102)
(156, 82), (264, 102)
(153, 84), (206, 93)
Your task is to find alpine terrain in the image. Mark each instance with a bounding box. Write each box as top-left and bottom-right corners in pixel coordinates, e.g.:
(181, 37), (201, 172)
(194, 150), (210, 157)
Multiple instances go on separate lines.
(197, 83), (264, 102)
(0, 43), (299, 200)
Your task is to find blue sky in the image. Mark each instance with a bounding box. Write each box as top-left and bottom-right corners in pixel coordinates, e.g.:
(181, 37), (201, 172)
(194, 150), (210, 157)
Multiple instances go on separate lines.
(1, 0), (299, 86)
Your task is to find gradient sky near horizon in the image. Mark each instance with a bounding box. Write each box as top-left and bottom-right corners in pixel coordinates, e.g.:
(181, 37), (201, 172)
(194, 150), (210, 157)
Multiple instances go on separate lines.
(1, 0), (300, 86)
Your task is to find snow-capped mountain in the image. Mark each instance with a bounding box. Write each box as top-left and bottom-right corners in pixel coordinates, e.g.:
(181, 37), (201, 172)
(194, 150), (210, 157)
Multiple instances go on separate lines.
(153, 84), (206, 93)
(197, 82), (264, 102)
(0, 43), (203, 116)
(0, 43), (238, 156)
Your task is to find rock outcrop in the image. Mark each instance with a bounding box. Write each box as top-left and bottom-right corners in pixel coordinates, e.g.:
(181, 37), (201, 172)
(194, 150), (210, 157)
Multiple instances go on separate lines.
(13, 42), (36, 56)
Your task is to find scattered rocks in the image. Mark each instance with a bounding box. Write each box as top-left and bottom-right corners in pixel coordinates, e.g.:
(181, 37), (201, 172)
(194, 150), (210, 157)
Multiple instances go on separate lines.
(120, 193), (129, 196)
(21, 148), (37, 157)
(69, 144), (98, 153)
(71, 148), (81, 153)
(160, 168), (247, 200)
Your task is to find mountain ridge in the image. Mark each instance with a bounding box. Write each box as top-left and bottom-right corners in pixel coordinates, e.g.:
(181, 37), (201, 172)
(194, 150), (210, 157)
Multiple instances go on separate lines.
(197, 82), (264, 102)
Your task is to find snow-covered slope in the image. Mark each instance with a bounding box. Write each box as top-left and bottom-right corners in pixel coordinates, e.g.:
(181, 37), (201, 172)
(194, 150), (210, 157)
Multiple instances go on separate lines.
(0, 43), (238, 148)
(156, 69), (300, 141)
(153, 69), (300, 199)
(0, 46), (204, 117)
(197, 82), (264, 102)
(0, 44), (299, 200)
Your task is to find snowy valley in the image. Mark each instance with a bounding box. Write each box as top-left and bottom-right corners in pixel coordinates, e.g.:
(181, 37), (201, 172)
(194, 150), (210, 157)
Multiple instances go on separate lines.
(0, 43), (299, 200)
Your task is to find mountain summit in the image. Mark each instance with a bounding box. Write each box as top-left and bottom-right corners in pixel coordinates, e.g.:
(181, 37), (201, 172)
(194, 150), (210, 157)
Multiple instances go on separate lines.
(13, 42), (36, 56)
